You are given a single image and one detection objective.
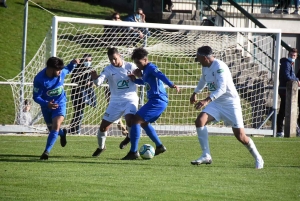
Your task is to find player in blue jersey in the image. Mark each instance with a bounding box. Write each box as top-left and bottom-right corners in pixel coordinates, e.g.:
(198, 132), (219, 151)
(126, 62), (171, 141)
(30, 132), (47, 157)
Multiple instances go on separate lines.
(121, 48), (180, 160)
(33, 57), (79, 160)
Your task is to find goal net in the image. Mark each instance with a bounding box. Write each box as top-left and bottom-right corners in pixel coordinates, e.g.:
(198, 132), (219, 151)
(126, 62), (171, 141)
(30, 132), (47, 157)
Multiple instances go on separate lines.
(6, 16), (281, 136)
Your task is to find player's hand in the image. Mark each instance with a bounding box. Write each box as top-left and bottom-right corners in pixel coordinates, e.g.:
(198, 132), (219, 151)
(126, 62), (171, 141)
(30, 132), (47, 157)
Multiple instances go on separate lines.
(90, 70), (98, 80)
(194, 98), (211, 110)
(172, 85), (180, 93)
(48, 100), (58, 109)
(190, 93), (197, 104)
(133, 69), (142, 77)
(71, 59), (80, 65)
(128, 74), (136, 81)
(194, 100), (207, 110)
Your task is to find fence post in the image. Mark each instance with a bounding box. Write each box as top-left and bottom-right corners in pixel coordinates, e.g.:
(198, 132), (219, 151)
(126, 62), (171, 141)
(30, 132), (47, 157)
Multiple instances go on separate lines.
(284, 81), (298, 137)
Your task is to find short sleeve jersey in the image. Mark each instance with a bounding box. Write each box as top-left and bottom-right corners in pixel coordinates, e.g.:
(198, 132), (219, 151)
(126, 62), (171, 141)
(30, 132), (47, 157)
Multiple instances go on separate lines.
(94, 61), (139, 103)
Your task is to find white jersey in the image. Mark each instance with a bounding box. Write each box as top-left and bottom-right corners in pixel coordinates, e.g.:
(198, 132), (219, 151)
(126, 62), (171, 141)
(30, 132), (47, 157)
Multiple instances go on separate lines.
(194, 59), (240, 105)
(93, 61), (139, 103)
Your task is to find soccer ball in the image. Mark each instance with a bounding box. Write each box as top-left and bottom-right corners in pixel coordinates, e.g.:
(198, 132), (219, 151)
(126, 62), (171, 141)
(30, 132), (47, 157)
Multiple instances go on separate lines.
(139, 144), (155, 160)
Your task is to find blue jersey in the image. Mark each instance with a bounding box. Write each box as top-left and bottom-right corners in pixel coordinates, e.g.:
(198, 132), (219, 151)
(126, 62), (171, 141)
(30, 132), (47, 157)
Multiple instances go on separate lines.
(134, 62), (173, 101)
(33, 62), (76, 108)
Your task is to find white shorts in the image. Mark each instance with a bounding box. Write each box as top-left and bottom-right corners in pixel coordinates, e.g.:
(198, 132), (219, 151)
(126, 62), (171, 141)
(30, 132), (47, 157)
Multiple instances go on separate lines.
(202, 101), (244, 128)
(103, 100), (138, 123)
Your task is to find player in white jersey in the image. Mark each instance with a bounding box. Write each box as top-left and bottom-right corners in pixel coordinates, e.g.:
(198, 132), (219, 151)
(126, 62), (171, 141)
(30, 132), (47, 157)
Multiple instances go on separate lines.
(190, 46), (264, 169)
(90, 47), (139, 157)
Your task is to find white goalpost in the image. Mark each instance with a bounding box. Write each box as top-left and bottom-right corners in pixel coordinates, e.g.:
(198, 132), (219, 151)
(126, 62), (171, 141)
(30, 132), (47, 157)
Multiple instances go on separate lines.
(1, 16), (281, 136)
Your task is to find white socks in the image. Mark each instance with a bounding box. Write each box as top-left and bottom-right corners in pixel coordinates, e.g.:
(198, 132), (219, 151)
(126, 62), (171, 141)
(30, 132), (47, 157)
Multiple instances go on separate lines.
(97, 129), (107, 149)
(196, 126), (211, 156)
(244, 138), (262, 160)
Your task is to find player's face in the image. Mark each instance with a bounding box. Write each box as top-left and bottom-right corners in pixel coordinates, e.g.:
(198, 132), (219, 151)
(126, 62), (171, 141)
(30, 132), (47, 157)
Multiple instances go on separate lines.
(52, 69), (61, 77)
(197, 55), (209, 67)
(108, 53), (122, 67)
(133, 57), (147, 70)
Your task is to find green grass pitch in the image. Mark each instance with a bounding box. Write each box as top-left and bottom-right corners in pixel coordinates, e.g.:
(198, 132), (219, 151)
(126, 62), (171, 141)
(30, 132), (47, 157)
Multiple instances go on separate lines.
(0, 135), (300, 201)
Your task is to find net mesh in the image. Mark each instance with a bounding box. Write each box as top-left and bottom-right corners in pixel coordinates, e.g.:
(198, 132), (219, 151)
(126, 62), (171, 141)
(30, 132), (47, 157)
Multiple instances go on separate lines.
(9, 19), (276, 135)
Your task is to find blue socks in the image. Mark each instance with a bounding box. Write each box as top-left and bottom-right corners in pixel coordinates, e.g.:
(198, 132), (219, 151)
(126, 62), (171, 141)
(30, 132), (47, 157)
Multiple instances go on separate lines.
(130, 124), (141, 152)
(143, 124), (162, 146)
(129, 123), (162, 152)
(45, 130), (59, 153)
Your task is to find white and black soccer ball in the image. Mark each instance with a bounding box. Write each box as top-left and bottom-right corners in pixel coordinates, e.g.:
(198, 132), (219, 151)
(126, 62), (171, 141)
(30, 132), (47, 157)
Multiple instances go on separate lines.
(139, 144), (155, 159)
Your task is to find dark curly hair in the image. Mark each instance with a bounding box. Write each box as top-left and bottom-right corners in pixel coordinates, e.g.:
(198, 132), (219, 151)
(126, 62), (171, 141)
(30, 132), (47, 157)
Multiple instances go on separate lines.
(131, 48), (148, 60)
(46, 57), (64, 70)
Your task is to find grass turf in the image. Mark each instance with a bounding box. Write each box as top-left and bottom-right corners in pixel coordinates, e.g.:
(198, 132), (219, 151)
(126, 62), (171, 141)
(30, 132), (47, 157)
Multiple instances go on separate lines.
(0, 135), (299, 201)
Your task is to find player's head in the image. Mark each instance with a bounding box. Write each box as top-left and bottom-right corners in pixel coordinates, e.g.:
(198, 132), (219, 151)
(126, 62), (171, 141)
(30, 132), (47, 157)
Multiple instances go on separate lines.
(46, 57), (64, 77)
(107, 47), (122, 67)
(131, 48), (148, 69)
(196, 46), (214, 67)
(81, 54), (92, 67)
(288, 48), (298, 62)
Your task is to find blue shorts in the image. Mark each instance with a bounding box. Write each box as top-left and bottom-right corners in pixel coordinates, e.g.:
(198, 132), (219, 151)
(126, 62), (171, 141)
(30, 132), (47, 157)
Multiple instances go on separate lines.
(137, 98), (168, 123)
(41, 102), (66, 124)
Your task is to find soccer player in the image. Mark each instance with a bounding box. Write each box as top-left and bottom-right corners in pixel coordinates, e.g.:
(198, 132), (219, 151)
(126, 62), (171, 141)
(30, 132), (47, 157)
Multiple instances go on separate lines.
(122, 47), (180, 160)
(90, 47), (139, 157)
(190, 46), (264, 169)
(33, 57), (80, 160)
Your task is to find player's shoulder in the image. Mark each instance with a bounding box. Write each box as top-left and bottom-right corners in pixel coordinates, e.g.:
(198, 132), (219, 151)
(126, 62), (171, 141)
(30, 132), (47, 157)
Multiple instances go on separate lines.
(34, 68), (46, 80)
(212, 59), (228, 72)
(124, 61), (137, 69)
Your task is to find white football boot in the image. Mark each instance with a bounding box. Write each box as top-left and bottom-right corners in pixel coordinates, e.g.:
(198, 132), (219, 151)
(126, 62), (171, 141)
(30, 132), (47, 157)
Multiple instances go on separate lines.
(256, 157), (264, 169)
(191, 153), (212, 165)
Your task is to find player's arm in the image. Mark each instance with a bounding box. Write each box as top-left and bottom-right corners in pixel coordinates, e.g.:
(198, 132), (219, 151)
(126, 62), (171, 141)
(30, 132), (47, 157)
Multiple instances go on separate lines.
(151, 67), (179, 92)
(190, 74), (206, 104)
(91, 69), (107, 86)
(32, 78), (48, 108)
(283, 62), (299, 82)
(64, 59), (80, 74)
(209, 68), (227, 101)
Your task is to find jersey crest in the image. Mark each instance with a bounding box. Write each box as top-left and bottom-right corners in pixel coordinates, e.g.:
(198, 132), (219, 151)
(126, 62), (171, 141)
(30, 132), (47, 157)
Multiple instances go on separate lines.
(46, 86), (63, 97)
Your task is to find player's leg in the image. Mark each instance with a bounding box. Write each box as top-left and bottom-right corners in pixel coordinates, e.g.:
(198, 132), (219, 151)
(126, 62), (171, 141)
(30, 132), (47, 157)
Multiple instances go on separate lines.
(92, 119), (112, 157)
(232, 128), (264, 169)
(117, 118), (128, 136)
(191, 111), (215, 165)
(40, 115), (65, 160)
(121, 114), (144, 160)
(224, 104), (264, 169)
(139, 99), (168, 155)
(119, 101), (138, 149)
(92, 103), (122, 157)
(119, 114), (134, 149)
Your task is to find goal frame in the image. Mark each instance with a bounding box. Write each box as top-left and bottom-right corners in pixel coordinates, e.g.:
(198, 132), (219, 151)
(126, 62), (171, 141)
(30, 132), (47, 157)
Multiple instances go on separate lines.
(0, 16), (282, 137)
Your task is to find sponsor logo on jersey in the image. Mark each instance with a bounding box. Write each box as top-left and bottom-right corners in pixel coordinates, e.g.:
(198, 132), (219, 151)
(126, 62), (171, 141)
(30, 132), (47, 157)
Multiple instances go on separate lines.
(117, 80), (130, 89)
(33, 87), (39, 93)
(212, 72), (214, 76)
(145, 82), (151, 91)
(217, 69), (224, 73)
(46, 86), (63, 97)
(127, 70), (132, 75)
